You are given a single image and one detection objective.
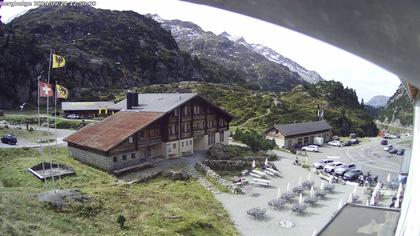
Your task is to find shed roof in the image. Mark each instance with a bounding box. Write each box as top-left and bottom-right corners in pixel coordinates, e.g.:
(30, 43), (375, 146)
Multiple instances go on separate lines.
(64, 111), (164, 152)
(62, 101), (117, 111)
(271, 120), (332, 137)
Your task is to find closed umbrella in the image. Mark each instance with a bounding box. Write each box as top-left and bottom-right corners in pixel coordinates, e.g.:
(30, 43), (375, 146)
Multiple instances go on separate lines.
(277, 187), (281, 199)
(320, 181), (325, 191)
(387, 173), (391, 183)
(397, 182), (403, 198)
(370, 195), (375, 205)
(353, 185), (358, 194)
(265, 158), (268, 166)
(286, 182), (290, 192)
(310, 186), (315, 198)
(298, 176), (302, 186)
(395, 195), (400, 208)
(307, 173), (312, 181)
(347, 192), (353, 203)
(299, 193), (303, 205)
(366, 200), (370, 206)
(338, 199), (343, 209)
(252, 160), (256, 169)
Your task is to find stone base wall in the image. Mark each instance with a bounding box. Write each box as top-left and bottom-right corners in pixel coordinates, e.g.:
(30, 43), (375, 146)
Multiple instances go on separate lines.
(68, 146), (112, 171)
(195, 162), (244, 194)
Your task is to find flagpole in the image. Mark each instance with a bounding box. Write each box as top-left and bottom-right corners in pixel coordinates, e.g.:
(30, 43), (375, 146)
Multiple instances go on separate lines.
(47, 49), (55, 188)
(54, 80), (61, 183)
(38, 75), (47, 188)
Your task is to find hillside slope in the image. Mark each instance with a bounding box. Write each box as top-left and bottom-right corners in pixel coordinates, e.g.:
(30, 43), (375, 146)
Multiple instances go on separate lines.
(379, 84), (413, 128)
(0, 6), (246, 108)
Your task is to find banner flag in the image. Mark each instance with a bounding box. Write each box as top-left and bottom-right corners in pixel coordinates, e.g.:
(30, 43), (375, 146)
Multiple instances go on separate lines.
(56, 84), (69, 99)
(52, 54), (66, 68)
(39, 81), (53, 97)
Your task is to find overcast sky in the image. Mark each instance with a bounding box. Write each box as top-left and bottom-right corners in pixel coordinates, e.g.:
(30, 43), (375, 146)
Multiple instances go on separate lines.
(0, 0), (401, 101)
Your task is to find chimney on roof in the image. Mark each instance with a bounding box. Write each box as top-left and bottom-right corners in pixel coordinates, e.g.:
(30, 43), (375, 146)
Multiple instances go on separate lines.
(126, 92), (139, 110)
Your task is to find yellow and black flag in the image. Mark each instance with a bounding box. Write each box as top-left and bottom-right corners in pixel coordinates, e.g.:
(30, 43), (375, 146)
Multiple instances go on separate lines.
(56, 84), (69, 99)
(52, 54), (66, 68)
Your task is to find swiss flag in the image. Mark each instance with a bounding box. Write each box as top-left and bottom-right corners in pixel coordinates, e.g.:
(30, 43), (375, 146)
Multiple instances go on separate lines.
(39, 81), (53, 97)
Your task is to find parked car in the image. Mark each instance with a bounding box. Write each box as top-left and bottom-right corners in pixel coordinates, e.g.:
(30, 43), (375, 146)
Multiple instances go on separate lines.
(350, 139), (359, 144)
(302, 145), (319, 152)
(388, 148), (398, 154)
(334, 163), (356, 176)
(327, 140), (342, 147)
(343, 169), (363, 181)
(66, 114), (80, 119)
(342, 141), (352, 146)
(313, 159), (334, 169)
(384, 144), (393, 151)
(397, 149), (405, 156)
(380, 139), (388, 145)
(1, 134), (17, 145)
(324, 161), (344, 173)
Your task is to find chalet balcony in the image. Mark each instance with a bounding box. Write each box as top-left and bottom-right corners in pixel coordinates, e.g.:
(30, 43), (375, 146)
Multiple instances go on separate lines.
(138, 137), (161, 147)
(193, 130), (206, 136)
(181, 116), (192, 122)
(193, 114), (206, 120)
(181, 132), (193, 139)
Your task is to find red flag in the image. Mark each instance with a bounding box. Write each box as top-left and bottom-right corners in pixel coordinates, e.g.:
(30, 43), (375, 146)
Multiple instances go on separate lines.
(39, 81), (53, 97)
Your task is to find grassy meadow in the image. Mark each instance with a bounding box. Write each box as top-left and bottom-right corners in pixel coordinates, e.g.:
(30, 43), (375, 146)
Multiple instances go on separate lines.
(0, 148), (238, 236)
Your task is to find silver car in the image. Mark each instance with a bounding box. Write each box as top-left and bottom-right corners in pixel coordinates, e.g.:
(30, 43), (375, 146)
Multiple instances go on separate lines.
(334, 163), (356, 176)
(313, 159), (334, 169)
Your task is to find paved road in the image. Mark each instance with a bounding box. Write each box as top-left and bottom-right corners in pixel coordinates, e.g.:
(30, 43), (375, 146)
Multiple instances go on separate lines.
(0, 125), (74, 149)
(271, 137), (412, 182)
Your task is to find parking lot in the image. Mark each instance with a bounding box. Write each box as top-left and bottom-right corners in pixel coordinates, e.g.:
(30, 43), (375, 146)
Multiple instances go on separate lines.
(274, 136), (412, 182)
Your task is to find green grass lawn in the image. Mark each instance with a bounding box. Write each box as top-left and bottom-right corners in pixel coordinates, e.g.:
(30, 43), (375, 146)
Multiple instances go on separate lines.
(0, 148), (238, 236)
(0, 127), (52, 143)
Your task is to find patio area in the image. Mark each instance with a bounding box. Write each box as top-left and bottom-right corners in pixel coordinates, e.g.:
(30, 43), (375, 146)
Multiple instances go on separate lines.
(213, 158), (366, 236)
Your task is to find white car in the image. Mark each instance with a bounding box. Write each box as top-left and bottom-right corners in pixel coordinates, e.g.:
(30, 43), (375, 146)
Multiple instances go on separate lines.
(313, 159), (334, 169)
(384, 144), (393, 151)
(66, 114), (80, 119)
(328, 140), (342, 147)
(324, 161), (344, 173)
(302, 145), (319, 152)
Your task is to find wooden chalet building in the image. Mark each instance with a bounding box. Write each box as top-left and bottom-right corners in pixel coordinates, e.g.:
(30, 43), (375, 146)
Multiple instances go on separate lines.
(64, 93), (233, 173)
(265, 120), (332, 149)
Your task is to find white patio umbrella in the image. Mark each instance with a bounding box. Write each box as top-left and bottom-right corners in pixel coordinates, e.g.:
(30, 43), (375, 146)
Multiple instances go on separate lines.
(338, 199), (343, 209)
(299, 193), (303, 205)
(370, 195), (375, 205)
(264, 158), (268, 166)
(395, 195), (400, 208)
(387, 173), (391, 183)
(277, 187), (281, 199)
(320, 181), (325, 191)
(397, 182), (403, 198)
(252, 160), (256, 169)
(286, 182), (290, 192)
(347, 192), (353, 203)
(307, 173), (312, 181)
(310, 186), (315, 198)
(353, 185), (358, 194)
(329, 175), (334, 183)
(298, 176), (302, 186)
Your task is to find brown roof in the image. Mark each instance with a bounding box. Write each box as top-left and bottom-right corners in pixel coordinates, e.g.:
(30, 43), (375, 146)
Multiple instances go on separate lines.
(64, 111), (164, 152)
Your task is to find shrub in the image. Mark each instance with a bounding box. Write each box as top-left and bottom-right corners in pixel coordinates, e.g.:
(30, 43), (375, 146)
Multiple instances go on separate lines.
(117, 214), (126, 229)
(233, 128), (276, 152)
